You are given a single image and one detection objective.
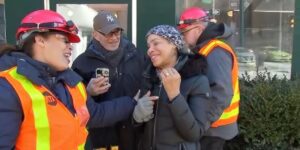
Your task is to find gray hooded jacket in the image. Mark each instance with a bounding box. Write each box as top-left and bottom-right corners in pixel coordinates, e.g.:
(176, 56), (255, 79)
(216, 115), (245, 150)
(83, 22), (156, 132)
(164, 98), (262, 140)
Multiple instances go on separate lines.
(192, 22), (238, 140)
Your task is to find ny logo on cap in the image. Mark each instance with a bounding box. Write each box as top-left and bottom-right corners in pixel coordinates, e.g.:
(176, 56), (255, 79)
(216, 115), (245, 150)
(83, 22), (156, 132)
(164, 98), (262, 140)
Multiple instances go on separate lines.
(106, 15), (114, 22)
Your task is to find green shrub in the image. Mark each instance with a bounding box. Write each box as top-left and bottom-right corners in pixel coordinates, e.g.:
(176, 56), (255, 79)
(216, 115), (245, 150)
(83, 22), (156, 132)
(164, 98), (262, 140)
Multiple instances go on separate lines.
(225, 71), (300, 150)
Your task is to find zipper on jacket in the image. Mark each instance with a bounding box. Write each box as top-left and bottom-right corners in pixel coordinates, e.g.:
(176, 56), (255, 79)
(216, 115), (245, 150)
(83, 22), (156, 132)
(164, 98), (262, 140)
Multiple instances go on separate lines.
(180, 143), (187, 150)
(151, 82), (163, 150)
(115, 67), (119, 79)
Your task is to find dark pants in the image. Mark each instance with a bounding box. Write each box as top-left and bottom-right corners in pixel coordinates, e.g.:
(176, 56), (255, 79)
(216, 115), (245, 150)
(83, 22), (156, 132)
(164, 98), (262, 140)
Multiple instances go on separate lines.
(200, 136), (225, 150)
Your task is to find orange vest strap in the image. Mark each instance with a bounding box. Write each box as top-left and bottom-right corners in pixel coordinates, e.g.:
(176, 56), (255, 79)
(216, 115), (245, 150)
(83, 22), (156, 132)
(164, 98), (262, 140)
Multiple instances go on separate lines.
(211, 115), (238, 127)
(198, 39), (240, 127)
(223, 101), (239, 113)
(66, 83), (90, 127)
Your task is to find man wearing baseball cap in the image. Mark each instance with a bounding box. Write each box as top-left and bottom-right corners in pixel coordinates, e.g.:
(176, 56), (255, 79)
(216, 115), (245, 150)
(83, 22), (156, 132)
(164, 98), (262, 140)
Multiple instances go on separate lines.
(72, 10), (145, 150)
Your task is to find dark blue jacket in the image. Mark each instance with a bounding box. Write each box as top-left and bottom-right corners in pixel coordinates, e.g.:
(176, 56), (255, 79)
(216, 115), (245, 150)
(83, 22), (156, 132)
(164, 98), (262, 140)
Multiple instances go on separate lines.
(139, 54), (214, 150)
(0, 52), (136, 149)
(72, 37), (145, 149)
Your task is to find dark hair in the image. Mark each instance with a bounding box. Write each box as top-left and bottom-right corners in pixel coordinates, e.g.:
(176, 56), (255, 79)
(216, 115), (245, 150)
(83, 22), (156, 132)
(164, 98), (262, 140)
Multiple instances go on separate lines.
(0, 31), (58, 57)
(0, 44), (18, 56)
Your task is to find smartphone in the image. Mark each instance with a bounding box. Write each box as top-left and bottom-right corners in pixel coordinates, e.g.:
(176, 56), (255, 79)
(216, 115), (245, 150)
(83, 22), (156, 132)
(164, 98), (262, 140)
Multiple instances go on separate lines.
(95, 68), (110, 85)
(95, 68), (109, 77)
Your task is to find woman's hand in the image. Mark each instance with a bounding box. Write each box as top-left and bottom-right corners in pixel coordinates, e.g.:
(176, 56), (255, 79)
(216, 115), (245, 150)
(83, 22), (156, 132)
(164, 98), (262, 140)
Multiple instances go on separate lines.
(160, 68), (181, 101)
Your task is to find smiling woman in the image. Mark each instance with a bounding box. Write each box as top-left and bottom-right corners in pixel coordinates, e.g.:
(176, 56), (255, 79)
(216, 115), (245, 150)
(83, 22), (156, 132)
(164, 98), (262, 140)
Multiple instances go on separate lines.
(0, 10), (88, 150)
(0, 9), (138, 149)
(36, 33), (73, 71)
(138, 25), (214, 150)
(13, 10), (79, 71)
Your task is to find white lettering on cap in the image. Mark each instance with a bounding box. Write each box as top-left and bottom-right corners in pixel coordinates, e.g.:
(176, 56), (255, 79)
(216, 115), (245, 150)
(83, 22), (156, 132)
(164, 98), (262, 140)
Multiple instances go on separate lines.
(106, 15), (114, 22)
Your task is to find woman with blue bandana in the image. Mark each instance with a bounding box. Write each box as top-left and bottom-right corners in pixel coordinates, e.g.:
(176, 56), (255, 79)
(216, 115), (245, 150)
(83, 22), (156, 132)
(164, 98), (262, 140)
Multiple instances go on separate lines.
(133, 25), (216, 150)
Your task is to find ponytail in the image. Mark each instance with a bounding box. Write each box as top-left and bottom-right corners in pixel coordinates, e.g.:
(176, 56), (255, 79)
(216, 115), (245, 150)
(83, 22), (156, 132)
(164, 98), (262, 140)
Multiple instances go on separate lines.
(0, 44), (19, 56)
(0, 31), (63, 57)
(0, 32), (42, 57)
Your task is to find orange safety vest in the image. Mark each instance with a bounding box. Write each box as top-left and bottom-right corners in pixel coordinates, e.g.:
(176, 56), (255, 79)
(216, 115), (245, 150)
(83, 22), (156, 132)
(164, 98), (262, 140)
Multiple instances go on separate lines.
(198, 39), (240, 127)
(0, 67), (89, 150)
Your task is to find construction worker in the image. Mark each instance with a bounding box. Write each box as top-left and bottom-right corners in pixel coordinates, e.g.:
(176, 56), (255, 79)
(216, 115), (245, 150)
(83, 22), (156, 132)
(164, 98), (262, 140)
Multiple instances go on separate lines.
(0, 9), (157, 149)
(72, 10), (145, 150)
(177, 7), (240, 150)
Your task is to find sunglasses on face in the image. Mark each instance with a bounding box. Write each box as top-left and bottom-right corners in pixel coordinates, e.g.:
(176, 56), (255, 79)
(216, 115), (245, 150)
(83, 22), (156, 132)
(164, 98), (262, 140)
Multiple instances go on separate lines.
(177, 16), (210, 26)
(180, 26), (199, 34)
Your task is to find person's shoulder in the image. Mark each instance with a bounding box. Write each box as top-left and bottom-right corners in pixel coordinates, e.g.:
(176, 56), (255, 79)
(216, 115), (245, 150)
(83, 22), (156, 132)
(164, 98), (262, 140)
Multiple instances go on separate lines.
(183, 71), (208, 84)
(72, 50), (92, 67)
(75, 41), (97, 60)
(208, 45), (233, 61)
(76, 49), (91, 59)
(210, 39), (233, 54)
(0, 53), (15, 71)
(194, 74), (209, 84)
(122, 38), (136, 50)
(189, 74), (211, 95)
(122, 38), (146, 58)
(59, 69), (83, 86)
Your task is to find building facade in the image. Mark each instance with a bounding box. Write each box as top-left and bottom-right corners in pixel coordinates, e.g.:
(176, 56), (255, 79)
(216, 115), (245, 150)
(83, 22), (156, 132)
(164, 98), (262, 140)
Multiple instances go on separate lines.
(3, 0), (299, 78)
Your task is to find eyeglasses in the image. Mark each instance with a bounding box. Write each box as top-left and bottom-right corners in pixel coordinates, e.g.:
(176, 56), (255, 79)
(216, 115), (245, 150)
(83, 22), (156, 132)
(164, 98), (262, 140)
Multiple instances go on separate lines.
(177, 16), (210, 27)
(20, 20), (79, 34)
(97, 29), (122, 38)
(180, 26), (199, 34)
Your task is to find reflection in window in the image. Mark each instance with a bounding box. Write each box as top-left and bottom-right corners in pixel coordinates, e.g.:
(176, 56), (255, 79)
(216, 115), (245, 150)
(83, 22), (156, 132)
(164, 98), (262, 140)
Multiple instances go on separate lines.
(177, 0), (295, 79)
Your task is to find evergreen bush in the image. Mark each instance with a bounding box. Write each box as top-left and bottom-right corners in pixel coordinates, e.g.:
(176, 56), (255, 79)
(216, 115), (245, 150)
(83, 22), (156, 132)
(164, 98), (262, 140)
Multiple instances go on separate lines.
(225, 71), (300, 150)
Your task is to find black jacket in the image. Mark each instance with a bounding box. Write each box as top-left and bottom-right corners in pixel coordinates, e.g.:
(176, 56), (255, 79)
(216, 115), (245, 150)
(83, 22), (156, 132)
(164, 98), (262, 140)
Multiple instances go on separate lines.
(72, 37), (145, 149)
(139, 54), (214, 150)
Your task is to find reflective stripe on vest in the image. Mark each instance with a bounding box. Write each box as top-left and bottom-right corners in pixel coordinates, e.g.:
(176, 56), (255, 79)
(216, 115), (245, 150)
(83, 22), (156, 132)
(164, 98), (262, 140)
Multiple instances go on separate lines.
(0, 67), (89, 150)
(198, 39), (240, 127)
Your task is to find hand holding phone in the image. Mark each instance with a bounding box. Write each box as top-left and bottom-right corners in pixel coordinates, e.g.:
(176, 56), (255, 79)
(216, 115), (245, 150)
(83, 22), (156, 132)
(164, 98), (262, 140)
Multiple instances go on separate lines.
(95, 68), (110, 84)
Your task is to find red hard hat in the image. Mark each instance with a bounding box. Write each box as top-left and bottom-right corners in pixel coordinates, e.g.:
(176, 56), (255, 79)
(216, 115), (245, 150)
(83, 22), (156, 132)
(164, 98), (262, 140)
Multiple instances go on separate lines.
(177, 7), (209, 30)
(16, 10), (80, 44)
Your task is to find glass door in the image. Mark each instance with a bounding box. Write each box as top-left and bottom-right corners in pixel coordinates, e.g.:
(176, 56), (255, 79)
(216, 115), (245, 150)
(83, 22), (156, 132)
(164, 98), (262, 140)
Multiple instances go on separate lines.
(56, 4), (128, 64)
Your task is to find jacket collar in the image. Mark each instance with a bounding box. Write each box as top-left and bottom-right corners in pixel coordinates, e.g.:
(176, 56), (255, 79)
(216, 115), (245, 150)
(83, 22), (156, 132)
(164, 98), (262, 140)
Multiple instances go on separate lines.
(143, 54), (205, 81)
(1, 52), (82, 87)
(192, 22), (233, 53)
(143, 55), (188, 81)
(86, 37), (137, 63)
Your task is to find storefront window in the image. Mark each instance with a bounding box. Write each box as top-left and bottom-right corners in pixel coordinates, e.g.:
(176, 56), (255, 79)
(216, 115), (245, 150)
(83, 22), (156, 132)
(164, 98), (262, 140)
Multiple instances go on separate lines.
(57, 4), (128, 64)
(177, 0), (295, 79)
